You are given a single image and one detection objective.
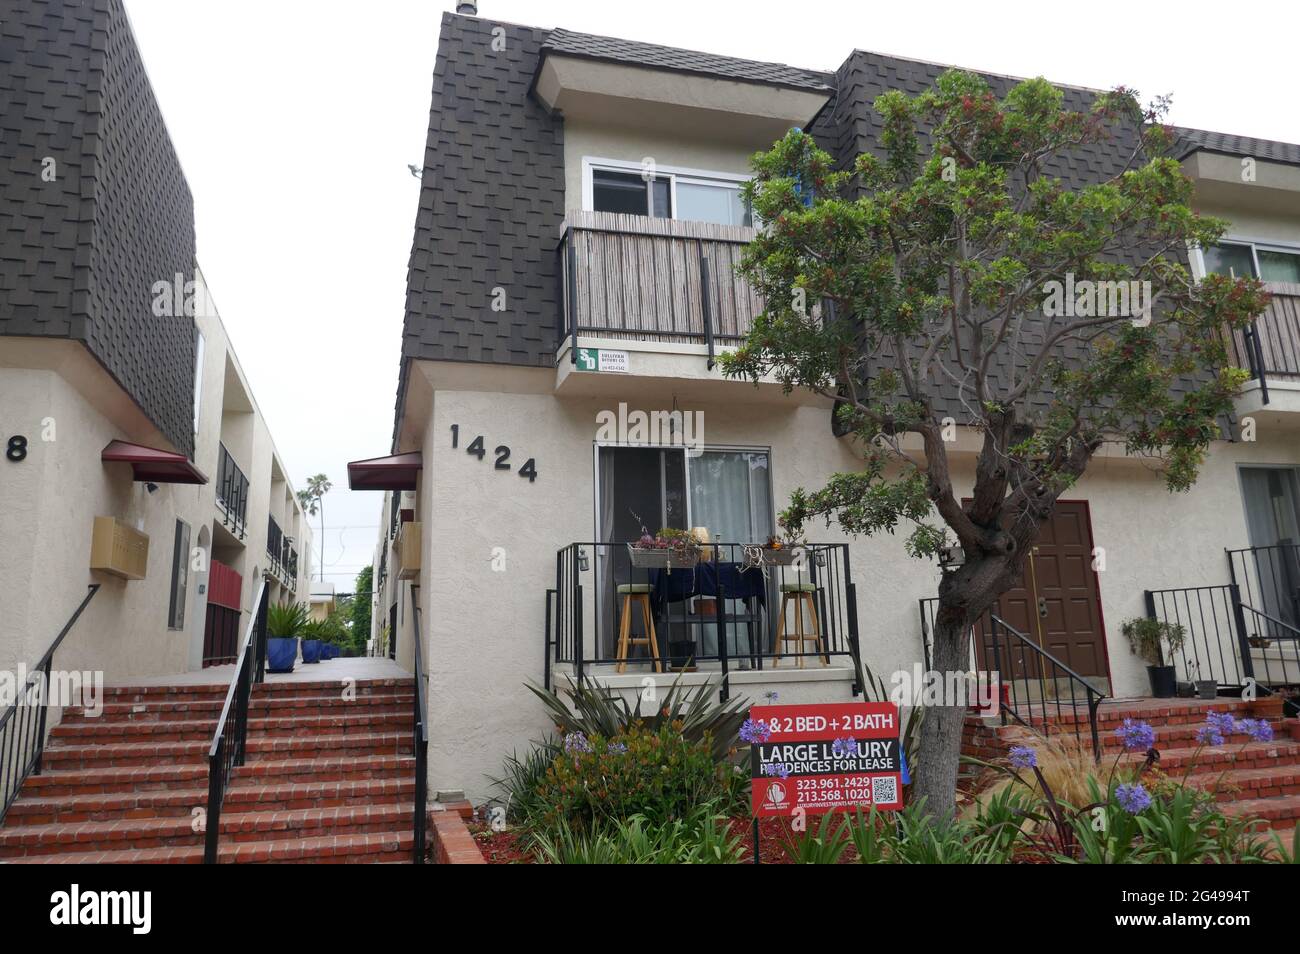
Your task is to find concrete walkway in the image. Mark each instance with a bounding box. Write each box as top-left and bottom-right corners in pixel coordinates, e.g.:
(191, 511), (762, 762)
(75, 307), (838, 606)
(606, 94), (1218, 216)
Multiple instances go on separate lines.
(107, 655), (411, 688)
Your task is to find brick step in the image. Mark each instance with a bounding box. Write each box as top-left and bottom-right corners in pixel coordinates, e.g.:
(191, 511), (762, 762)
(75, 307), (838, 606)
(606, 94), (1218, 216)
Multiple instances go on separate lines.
(60, 693), (414, 723)
(1120, 739), (1300, 774)
(1223, 795), (1300, 830)
(1188, 765), (1300, 802)
(1096, 720), (1283, 752)
(22, 755), (413, 797)
(1038, 698), (1274, 731)
(100, 678), (414, 703)
(1, 829), (417, 864)
(0, 803), (415, 857)
(38, 732), (412, 770)
(49, 711), (410, 743)
(5, 777), (416, 826)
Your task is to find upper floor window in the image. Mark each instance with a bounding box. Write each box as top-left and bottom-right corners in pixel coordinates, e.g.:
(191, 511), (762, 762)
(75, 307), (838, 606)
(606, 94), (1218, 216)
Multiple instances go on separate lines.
(586, 159), (752, 227)
(1203, 241), (1300, 283)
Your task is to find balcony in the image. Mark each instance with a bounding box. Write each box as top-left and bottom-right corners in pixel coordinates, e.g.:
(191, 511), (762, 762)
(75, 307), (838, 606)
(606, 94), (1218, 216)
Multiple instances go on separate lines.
(556, 211), (762, 369)
(1228, 281), (1300, 419)
(216, 442), (249, 539)
(266, 516), (298, 587)
(545, 542), (859, 698)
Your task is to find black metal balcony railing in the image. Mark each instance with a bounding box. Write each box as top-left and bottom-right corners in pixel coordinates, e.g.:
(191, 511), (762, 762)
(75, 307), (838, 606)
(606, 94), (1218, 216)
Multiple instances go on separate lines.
(216, 442), (249, 538)
(547, 542), (860, 702)
(917, 599), (1105, 759)
(1144, 544), (1300, 715)
(267, 515), (284, 576)
(1227, 282), (1300, 404)
(556, 211), (762, 370)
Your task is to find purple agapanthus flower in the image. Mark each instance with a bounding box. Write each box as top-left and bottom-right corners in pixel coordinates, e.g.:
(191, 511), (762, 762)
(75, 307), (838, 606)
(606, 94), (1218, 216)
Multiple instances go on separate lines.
(1196, 724), (1225, 747)
(1008, 745), (1037, 770)
(1237, 718), (1274, 743)
(761, 762), (791, 779)
(740, 718), (772, 744)
(1114, 718), (1156, 752)
(1206, 710), (1237, 736)
(607, 741), (628, 755)
(832, 736), (857, 759)
(1115, 782), (1152, 814)
(563, 732), (592, 754)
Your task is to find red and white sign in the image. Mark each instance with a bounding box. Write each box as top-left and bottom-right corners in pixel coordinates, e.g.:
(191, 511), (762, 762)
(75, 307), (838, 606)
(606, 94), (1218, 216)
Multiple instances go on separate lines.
(748, 701), (903, 817)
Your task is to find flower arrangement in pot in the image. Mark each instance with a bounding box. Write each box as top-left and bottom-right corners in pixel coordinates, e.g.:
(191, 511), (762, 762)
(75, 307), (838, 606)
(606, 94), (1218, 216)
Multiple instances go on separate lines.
(627, 526), (701, 570)
(1121, 616), (1186, 698)
(266, 602), (307, 673)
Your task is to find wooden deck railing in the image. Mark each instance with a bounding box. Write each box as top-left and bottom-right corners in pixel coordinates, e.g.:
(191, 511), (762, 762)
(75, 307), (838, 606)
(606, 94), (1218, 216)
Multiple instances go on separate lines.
(556, 211), (763, 355)
(1228, 281), (1300, 387)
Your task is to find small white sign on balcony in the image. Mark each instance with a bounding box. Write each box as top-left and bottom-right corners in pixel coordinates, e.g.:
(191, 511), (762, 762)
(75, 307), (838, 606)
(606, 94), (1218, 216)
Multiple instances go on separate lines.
(577, 348), (629, 373)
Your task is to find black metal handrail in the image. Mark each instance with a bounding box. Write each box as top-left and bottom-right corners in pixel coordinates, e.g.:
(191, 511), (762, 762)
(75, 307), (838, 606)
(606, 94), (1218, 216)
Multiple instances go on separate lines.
(409, 587), (429, 864)
(988, 614), (1106, 760)
(0, 584), (100, 822)
(204, 577), (269, 864)
(550, 542), (858, 701)
(918, 599), (1105, 759)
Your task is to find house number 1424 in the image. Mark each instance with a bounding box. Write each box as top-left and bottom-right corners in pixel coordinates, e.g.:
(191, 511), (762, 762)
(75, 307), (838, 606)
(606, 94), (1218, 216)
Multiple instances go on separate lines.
(450, 424), (537, 482)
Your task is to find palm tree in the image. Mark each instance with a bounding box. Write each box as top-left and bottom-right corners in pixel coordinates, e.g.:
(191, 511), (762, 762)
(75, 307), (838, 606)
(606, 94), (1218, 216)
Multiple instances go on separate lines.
(296, 473), (332, 582)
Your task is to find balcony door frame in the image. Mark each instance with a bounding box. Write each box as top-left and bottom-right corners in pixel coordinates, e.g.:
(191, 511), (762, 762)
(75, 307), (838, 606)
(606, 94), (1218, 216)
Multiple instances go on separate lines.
(591, 441), (776, 657)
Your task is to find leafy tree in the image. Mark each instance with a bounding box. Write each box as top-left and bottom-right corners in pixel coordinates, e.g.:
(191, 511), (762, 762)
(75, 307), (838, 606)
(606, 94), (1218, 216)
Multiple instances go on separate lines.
(723, 73), (1268, 818)
(296, 473), (332, 582)
(351, 565), (373, 653)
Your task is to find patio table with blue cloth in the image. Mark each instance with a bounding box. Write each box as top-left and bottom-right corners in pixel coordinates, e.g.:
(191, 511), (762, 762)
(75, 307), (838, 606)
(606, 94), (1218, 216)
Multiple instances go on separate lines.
(648, 561), (768, 663)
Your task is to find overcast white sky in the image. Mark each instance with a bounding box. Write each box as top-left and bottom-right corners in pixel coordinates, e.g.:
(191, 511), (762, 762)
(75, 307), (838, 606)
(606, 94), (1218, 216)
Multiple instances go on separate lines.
(124, 0), (1300, 589)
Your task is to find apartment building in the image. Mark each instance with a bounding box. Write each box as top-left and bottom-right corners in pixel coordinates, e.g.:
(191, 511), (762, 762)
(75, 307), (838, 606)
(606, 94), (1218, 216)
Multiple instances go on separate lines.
(358, 7), (1300, 802)
(0, 0), (313, 688)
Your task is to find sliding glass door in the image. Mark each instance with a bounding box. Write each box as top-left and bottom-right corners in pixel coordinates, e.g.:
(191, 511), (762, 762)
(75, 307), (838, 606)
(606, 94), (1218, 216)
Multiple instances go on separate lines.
(1240, 466), (1300, 628)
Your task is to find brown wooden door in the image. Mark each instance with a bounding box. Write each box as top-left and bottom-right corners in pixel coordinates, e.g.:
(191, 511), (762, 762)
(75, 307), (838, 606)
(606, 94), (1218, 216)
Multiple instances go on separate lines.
(972, 501), (1108, 679)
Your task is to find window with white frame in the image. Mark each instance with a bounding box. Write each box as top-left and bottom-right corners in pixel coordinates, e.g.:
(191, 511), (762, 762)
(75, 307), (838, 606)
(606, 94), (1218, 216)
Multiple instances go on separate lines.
(1202, 240), (1300, 283)
(586, 159), (753, 227)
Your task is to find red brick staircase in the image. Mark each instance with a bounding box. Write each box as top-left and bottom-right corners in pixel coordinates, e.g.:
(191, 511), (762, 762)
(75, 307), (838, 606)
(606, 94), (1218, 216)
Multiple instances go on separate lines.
(964, 696), (1300, 832)
(0, 676), (427, 863)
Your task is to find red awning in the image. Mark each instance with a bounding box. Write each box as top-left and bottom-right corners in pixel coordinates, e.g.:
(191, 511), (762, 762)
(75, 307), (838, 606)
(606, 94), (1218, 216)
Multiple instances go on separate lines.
(101, 440), (208, 485)
(347, 452), (422, 491)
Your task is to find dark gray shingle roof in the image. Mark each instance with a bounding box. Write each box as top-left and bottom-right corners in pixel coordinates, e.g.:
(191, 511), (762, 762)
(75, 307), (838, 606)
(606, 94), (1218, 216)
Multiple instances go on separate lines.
(542, 27), (833, 91)
(1174, 126), (1300, 167)
(0, 0), (197, 456)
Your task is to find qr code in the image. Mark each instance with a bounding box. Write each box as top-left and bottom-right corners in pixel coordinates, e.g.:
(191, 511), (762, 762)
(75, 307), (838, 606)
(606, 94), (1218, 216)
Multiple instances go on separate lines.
(871, 775), (898, 804)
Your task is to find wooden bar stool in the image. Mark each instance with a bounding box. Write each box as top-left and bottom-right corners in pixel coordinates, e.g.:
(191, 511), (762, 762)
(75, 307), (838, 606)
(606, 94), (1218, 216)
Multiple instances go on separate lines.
(615, 583), (662, 674)
(774, 582), (828, 667)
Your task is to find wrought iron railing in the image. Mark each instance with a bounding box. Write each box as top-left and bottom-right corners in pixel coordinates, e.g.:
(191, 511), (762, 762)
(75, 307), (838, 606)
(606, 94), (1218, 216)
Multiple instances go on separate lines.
(1226, 283), (1300, 403)
(1143, 584), (1255, 688)
(409, 587), (429, 864)
(216, 442), (249, 538)
(0, 585), (99, 823)
(267, 515), (284, 577)
(918, 599), (1106, 759)
(555, 212), (762, 370)
(204, 578), (268, 864)
(549, 542), (860, 702)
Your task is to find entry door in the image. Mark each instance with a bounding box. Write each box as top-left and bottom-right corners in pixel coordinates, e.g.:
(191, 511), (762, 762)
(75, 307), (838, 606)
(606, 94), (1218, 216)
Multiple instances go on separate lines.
(1240, 467), (1300, 627)
(973, 501), (1107, 678)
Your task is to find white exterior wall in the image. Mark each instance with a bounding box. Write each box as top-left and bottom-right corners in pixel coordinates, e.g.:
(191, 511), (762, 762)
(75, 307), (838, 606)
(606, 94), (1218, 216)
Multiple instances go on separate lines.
(403, 359), (1300, 801)
(0, 272), (311, 689)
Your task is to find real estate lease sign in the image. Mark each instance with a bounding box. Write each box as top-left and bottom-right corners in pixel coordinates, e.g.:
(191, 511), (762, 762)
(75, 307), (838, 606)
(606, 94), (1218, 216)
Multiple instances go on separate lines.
(748, 701), (903, 817)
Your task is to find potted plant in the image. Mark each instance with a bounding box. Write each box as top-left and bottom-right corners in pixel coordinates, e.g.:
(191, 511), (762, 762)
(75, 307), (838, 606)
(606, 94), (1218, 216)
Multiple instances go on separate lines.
(266, 602), (307, 673)
(299, 620), (325, 664)
(1121, 616), (1186, 698)
(628, 527), (701, 570)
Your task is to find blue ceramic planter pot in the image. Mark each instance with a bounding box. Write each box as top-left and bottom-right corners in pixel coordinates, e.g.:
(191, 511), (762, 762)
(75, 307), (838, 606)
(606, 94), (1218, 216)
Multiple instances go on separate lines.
(267, 637), (298, 673)
(302, 639), (323, 664)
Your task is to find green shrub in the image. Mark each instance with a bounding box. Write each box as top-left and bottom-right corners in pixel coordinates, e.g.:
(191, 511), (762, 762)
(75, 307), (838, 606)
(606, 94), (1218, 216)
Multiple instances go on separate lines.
(531, 724), (724, 833)
(531, 810), (744, 864)
(488, 739), (562, 825)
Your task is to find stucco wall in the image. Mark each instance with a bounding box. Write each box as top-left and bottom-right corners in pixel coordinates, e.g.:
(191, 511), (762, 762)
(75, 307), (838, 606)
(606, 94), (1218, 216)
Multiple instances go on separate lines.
(409, 361), (1300, 801)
